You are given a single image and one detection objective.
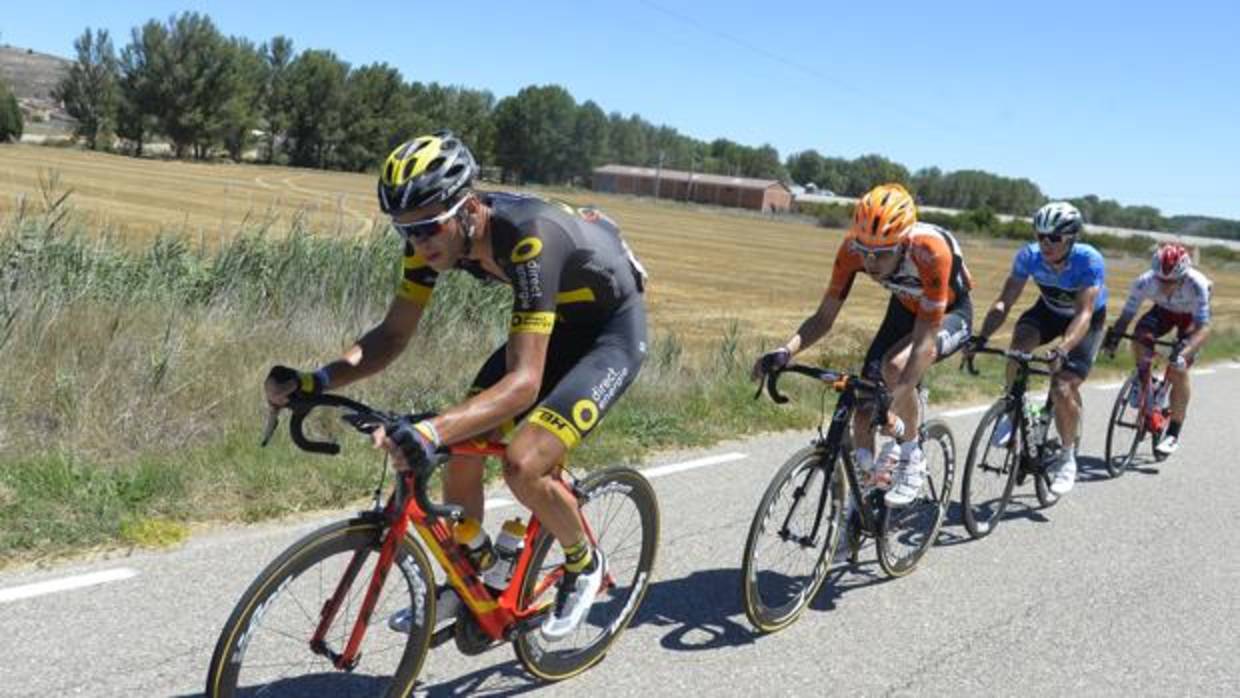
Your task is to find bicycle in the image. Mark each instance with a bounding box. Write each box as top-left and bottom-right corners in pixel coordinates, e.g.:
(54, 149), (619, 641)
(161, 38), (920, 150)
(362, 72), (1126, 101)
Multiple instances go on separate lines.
(959, 345), (1081, 540)
(740, 364), (955, 633)
(1104, 333), (1180, 476)
(205, 392), (659, 697)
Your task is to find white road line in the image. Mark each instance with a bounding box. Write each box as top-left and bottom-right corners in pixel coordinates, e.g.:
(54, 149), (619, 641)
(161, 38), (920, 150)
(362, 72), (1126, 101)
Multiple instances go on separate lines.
(1092, 381), (1127, 390)
(642, 452), (748, 479)
(484, 497), (514, 510)
(0, 568), (139, 604)
(1191, 368), (1217, 376)
(940, 405), (990, 418)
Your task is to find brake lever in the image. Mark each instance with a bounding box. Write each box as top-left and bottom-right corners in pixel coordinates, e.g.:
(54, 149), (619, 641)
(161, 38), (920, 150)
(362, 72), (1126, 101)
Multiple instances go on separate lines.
(260, 407), (280, 447)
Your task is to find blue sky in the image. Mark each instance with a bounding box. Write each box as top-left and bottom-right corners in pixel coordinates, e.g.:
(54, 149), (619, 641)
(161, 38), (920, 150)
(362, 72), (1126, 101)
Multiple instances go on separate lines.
(4, 1), (1239, 219)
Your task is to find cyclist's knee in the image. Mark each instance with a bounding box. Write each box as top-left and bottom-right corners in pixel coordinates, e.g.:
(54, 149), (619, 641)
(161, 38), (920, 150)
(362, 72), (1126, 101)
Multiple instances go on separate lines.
(503, 428), (565, 486)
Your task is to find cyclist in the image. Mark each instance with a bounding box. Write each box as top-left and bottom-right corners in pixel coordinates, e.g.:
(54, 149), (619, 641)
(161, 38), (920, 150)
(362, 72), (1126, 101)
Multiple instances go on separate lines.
(752, 183), (974, 507)
(966, 201), (1107, 495)
(1102, 243), (1212, 456)
(264, 131), (649, 641)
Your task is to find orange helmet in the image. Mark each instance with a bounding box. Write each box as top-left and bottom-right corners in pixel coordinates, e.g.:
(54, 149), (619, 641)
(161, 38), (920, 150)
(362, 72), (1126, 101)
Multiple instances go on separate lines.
(850, 183), (917, 249)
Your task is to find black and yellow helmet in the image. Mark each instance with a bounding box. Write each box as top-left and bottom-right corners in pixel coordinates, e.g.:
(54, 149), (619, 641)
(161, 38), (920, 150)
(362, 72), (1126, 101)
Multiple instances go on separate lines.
(377, 130), (477, 215)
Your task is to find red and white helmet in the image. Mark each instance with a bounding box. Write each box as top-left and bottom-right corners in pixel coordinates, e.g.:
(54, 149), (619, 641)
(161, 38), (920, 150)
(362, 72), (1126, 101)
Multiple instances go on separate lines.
(1152, 243), (1191, 281)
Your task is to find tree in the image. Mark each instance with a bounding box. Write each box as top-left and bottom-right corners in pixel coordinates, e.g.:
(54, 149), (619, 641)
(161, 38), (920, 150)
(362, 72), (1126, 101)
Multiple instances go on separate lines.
(55, 28), (119, 150)
(216, 38), (265, 161)
(259, 36), (294, 163)
(337, 62), (408, 171)
(153, 12), (236, 159)
(116, 20), (168, 156)
(0, 80), (22, 142)
(570, 100), (609, 181)
(283, 49), (348, 167)
(492, 84), (578, 183)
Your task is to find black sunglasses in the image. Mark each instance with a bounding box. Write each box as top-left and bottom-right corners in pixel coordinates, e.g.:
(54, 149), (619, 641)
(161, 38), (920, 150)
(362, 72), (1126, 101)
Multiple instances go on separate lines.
(1037, 232), (1073, 244)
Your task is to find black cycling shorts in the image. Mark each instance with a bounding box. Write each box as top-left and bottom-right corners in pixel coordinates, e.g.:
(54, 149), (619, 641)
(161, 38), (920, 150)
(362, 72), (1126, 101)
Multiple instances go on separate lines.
(861, 294), (974, 381)
(469, 296), (647, 449)
(1014, 300), (1107, 379)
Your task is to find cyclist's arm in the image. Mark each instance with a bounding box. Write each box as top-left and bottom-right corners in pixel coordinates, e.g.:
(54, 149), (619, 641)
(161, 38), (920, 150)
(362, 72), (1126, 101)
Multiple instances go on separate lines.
(1182, 280), (1214, 358)
(1181, 323), (1211, 359)
(977, 274), (1026, 340)
(783, 292), (844, 356)
(427, 331), (549, 444)
(317, 294), (425, 390)
(1058, 285), (1100, 353)
(1111, 275), (1146, 336)
(894, 313), (940, 395)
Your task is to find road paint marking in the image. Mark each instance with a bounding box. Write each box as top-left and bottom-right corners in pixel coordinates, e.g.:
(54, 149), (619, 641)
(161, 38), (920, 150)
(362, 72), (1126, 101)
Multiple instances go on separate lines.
(0, 568), (139, 604)
(1191, 368), (1216, 376)
(484, 497), (514, 510)
(941, 405), (990, 418)
(643, 452), (749, 479)
(1092, 381), (1127, 390)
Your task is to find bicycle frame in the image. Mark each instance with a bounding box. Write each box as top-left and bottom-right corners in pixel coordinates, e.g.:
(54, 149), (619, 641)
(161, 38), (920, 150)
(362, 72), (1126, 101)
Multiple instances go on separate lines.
(965, 347), (1055, 477)
(274, 394), (608, 671)
(1118, 333), (1178, 433)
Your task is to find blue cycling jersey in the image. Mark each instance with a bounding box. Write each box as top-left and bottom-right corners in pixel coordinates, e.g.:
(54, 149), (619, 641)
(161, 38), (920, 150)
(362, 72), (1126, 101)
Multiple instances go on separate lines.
(1011, 242), (1108, 316)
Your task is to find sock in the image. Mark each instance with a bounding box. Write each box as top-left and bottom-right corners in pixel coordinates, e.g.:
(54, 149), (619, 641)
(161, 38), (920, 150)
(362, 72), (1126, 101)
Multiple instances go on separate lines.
(1168, 421), (1182, 438)
(563, 539), (593, 574)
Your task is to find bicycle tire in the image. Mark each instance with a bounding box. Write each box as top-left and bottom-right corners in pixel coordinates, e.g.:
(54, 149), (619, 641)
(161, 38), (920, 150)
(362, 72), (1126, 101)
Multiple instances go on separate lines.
(1105, 374), (1145, 477)
(513, 467), (659, 681)
(1034, 397), (1082, 508)
(740, 445), (843, 633)
(960, 400), (1021, 540)
(206, 518), (435, 698)
(877, 419), (955, 577)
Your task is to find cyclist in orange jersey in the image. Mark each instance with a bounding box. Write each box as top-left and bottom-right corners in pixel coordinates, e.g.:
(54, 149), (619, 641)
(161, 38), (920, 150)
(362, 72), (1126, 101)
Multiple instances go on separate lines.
(754, 183), (974, 507)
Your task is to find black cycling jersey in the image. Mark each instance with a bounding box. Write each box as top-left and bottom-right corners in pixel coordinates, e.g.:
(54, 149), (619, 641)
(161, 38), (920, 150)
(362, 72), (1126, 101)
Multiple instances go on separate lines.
(397, 192), (648, 334)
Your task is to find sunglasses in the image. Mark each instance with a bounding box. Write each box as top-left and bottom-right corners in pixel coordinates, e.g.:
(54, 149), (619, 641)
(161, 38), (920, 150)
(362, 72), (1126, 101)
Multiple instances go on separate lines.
(392, 196), (469, 242)
(1036, 232), (1074, 244)
(850, 239), (902, 262)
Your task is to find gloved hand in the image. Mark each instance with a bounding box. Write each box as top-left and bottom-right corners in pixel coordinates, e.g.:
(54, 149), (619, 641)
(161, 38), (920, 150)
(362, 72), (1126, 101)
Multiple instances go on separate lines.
(1046, 347), (1066, 374)
(962, 335), (987, 357)
(752, 347), (791, 381)
(1170, 340), (1190, 370)
(265, 365), (327, 407)
(1101, 328), (1121, 357)
(388, 418), (441, 474)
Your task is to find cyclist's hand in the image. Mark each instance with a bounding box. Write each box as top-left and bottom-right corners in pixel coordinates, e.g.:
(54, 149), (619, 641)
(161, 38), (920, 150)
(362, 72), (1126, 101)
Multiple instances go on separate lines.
(880, 412), (906, 439)
(962, 335), (987, 358)
(1101, 328), (1121, 358)
(265, 365), (322, 408)
(752, 347), (791, 381)
(1046, 347), (1065, 373)
(1170, 340), (1190, 370)
(381, 418), (440, 473)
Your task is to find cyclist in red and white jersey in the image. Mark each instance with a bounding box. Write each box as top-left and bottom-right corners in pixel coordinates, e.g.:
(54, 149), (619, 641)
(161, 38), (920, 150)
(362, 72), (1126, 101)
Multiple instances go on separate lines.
(1103, 243), (1213, 456)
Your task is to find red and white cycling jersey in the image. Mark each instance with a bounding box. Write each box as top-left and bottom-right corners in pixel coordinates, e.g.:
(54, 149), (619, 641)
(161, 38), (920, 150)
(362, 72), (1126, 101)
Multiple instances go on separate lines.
(1120, 268), (1212, 325)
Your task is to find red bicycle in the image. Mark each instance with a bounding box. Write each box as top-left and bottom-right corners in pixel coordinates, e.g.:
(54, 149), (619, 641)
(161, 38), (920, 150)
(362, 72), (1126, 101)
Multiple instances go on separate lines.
(1104, 333), (1179, 477)
(206, 393), (659, 696)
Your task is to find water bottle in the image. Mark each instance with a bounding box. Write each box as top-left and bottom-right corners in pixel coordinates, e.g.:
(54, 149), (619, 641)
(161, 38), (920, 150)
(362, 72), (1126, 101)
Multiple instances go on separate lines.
(482, 518), (527, 591)
(453, 517), (494, 574)
(1026, 401), (1048, 444)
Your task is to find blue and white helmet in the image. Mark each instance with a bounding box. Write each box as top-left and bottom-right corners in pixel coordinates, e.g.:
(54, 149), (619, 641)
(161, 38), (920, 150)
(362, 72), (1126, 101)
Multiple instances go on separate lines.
(1032, 201), (1084, 237)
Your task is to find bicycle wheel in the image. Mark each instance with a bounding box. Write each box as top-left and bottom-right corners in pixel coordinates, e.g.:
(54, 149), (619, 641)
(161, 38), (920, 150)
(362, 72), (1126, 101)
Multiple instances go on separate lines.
(1105, 374), (1145, 477)
(960, 400), (1021, 540)
(513, 467), (659, 681)
(206, 518), (436, 698)
(740, 445), (844, 633)
(877, 419), (955, 577)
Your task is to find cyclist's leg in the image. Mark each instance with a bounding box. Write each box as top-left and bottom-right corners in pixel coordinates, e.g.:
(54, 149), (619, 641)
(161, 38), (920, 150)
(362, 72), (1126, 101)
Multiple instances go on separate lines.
(1166, 315), (1197, 425)
(1054, 308), (1106, 451)
(450, 347), (511, 521)
(1010, 302), (1052, 385)
(855, 297), (914, 454)
(1131, 308), (1164, 386)
(505, 298), (646, 547)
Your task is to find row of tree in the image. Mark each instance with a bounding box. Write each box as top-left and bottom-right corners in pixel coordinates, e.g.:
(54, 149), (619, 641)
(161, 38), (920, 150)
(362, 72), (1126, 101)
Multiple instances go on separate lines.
(49, 12), (1238, 235)
(0, 79), (21, 141)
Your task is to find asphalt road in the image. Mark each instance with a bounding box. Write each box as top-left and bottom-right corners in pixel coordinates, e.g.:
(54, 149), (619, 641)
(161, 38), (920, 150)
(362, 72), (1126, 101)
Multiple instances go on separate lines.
(3, 364), (1239, 697)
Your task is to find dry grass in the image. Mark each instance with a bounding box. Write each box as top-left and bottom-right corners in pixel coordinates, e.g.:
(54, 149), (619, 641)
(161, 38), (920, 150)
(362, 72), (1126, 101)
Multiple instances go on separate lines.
(3, 143), (1239, 353)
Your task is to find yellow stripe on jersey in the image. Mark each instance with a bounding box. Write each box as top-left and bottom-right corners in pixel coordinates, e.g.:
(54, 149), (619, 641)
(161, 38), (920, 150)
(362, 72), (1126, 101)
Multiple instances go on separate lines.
(404, 253), (430, 270)
(398, 280), (433, 306)
(510, 312), (555, 334)
(529, 407), (582, 449)
(555, 287), (596, 304)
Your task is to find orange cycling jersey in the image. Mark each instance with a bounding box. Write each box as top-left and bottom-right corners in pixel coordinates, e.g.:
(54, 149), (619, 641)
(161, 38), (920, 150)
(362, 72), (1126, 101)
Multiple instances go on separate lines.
(826, 223), (974, 322)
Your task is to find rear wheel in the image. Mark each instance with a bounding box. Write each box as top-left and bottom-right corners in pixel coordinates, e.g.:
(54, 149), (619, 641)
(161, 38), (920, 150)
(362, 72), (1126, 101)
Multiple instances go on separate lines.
(741, 445), (844, 633)
(513, 467), (659, 681)
(1035, 395), (1083, 508)
(961, 400), (1020, 540)
(877, 419), (955, 577)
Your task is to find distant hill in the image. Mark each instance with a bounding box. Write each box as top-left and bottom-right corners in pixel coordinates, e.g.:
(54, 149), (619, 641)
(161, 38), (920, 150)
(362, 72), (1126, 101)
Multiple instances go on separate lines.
(0, 45), (75, 135)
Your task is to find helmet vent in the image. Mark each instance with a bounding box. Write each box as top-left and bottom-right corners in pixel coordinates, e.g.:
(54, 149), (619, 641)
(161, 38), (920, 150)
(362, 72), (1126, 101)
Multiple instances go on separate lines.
(427, 156), (446, 173)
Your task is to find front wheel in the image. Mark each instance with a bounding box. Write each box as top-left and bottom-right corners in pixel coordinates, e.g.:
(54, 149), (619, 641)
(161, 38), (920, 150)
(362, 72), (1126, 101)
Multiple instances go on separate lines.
(1105, 374), (1146, 477)
(877, 419), (955, 577)
(961, 400), (1021, 540)
(205, 518), (436, 698)
(513, 467), (660, 682)
(740, 445), (844, 633)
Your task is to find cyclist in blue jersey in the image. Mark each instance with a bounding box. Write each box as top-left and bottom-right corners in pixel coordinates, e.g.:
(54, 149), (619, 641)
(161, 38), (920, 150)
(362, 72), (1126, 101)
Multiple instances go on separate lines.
(966, 202), (1107, 495)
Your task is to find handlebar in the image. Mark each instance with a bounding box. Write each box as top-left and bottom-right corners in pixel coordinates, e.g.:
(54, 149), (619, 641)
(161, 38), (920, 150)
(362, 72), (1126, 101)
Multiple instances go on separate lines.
(756, 363), (892, 428)
(1113, 332), (1180, 350)
(264, 392), (464, 522)
(961, 342), (1053, 377)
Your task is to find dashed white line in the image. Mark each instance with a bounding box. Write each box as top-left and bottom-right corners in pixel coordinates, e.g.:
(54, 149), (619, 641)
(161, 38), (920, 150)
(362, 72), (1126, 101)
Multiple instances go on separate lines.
(1092, 381), (1127, 391)
(484, 497), (514, 510)
(642, 452), (749, 479)
(0, 568), (139, 604)
(941, 405), (990, 418)
(1191, 368), (1216, 376)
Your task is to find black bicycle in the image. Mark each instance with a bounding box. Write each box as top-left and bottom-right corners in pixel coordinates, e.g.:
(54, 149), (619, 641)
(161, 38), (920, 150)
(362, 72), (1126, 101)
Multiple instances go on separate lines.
(959, 345), (1080, 540)
(740, 364), (956, 633)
